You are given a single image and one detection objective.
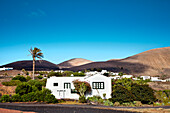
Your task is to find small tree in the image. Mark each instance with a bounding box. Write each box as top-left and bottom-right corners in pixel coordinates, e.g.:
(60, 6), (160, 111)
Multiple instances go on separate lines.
(21, 69), (27, 75)
(72, 80), (91, 96)
(79, 83), (87, 97)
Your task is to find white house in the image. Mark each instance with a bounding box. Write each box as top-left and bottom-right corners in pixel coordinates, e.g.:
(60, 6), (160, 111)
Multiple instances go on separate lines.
(46, 74), (112, 99)
(122, 75), (133, 78)
(0, 67), (13, 71)
(101, 70), (108, 74)
(165, 78), (170, 82)
(110, 72), (119, 76)
(55, 70), (64, 73)
(85, 71), (99, 76)
(140, 76), (151, 80)
(151, 77), (162, 82)
(109, 75), (120, 80)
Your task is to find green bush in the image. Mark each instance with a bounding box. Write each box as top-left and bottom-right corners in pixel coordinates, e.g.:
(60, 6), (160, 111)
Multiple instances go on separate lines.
(122, 102), (134, 107)
(26, 76), (31, 81)
(34, 88), (52, 102)
(73, 72), (85, 77)
(37, 75), (43, 79)
(155, 91), (170, 105)
(2, 80), (21, 86)
(110, 86), (135, 104)
(41, 78), (47, 86)
(11, 94), (22, 102)
(0, 95), (11, 102)
(44, 94), (58, 103)
(103, 100), (113, 106)
(163, 90), (170, 97)
(79, 96), (86, 103)
(12, 76), (26, 82)
(131, 83), (156, 104)
(27, 80), (43, 91)
(87, 95), (102, 103)
(15, 82), (32, 95)
(113, 102), (120, 106)
(21, 92), (36, 102)
(47, 72), (62, 78)
(133, 101), (142, 106)
(21, 90), (56, 103)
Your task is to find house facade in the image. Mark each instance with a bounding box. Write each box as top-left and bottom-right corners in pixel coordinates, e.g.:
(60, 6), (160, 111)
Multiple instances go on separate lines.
(46, 74), (112, 99)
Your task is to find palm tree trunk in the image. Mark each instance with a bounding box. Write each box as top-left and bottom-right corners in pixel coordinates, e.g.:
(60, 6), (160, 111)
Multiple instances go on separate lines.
(33, 57), (35, 80)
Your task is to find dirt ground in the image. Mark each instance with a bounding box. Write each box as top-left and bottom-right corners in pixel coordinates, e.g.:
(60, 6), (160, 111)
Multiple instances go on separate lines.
(0, 108), (36, 113)
(148, 82), (170, 90)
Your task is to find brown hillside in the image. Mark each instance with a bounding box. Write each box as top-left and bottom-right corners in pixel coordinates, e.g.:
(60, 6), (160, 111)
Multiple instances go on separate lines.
(69, 47), (170, 77)
(121, 47), (170, 76)
(57, 58), (93, 69)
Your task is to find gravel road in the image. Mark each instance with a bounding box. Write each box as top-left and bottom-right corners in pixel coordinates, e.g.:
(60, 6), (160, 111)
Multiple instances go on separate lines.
(0, 103), (170, 113)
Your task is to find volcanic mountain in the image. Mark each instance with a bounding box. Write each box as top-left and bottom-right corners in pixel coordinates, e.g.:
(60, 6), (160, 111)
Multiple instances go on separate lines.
(69, 47), (170, 77)
(57, 58), (93, 69)
(0, 60), (59, 71)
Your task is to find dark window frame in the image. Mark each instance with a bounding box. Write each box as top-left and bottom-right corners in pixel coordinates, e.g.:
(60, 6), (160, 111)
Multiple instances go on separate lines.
(53, 83), (58, 86)
(64, 83), (71, 89)
(92, 82), (104, 89)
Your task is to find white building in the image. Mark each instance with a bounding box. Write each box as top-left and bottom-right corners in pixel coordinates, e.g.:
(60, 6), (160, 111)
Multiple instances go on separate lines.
(110, 72), (119, 76)
(165, 78), (170, 82)
(46, 74), (112, 99)
(140, 76), (151, 80)
(151, 77), (162, 82)
(122, 75), (133, 78)
(0, 67), (13, 71)
(109, 75), (120, 80)
(55, 70), (64, 73)
(101, 70), (108, 74)
(85, 71), (99, 76)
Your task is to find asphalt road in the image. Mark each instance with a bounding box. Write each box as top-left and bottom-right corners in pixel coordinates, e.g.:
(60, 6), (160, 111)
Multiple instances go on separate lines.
(0, 103), (170, 113)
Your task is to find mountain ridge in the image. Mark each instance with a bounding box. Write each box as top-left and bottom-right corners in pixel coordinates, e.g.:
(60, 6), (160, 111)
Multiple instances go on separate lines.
(57, 58), (93, 69)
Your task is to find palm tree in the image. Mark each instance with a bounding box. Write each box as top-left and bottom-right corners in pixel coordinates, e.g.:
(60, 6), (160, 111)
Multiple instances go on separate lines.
(29, 47), (43, 80)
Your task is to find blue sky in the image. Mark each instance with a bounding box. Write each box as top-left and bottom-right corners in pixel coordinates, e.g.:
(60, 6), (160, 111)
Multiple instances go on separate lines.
(0, 0), (170, 65)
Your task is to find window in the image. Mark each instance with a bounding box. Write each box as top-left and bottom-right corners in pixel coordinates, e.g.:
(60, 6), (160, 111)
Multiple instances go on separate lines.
(54, 83), (58, 86)
(92, 82), (104, 89)
(64, 83), (71, 89)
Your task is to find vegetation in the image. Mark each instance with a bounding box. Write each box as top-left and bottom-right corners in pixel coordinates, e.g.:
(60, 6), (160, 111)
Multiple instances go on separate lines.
(15, 82), (33, 95)
(26, 76), (31, 81)
(37, 75), (43, 79)
(0, 95), (11, 103)
(11, 94), (22, 102)
(87, 95), (113, 106)
(29, 47), (44, 80)
(155, 90), (170, 105)
(47, 71), (85, 78)
(131, 83), (156, 104)
(111, 78), (156, 104)
(110, 86), (135, 104)
(0, 79), (57, 103)
(2, 80), (21, 86)
(72, 80), (91, 103)
(72, 80), (91, 96)
(12, 75), (27, 82)
(79, 96), (86, 103)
